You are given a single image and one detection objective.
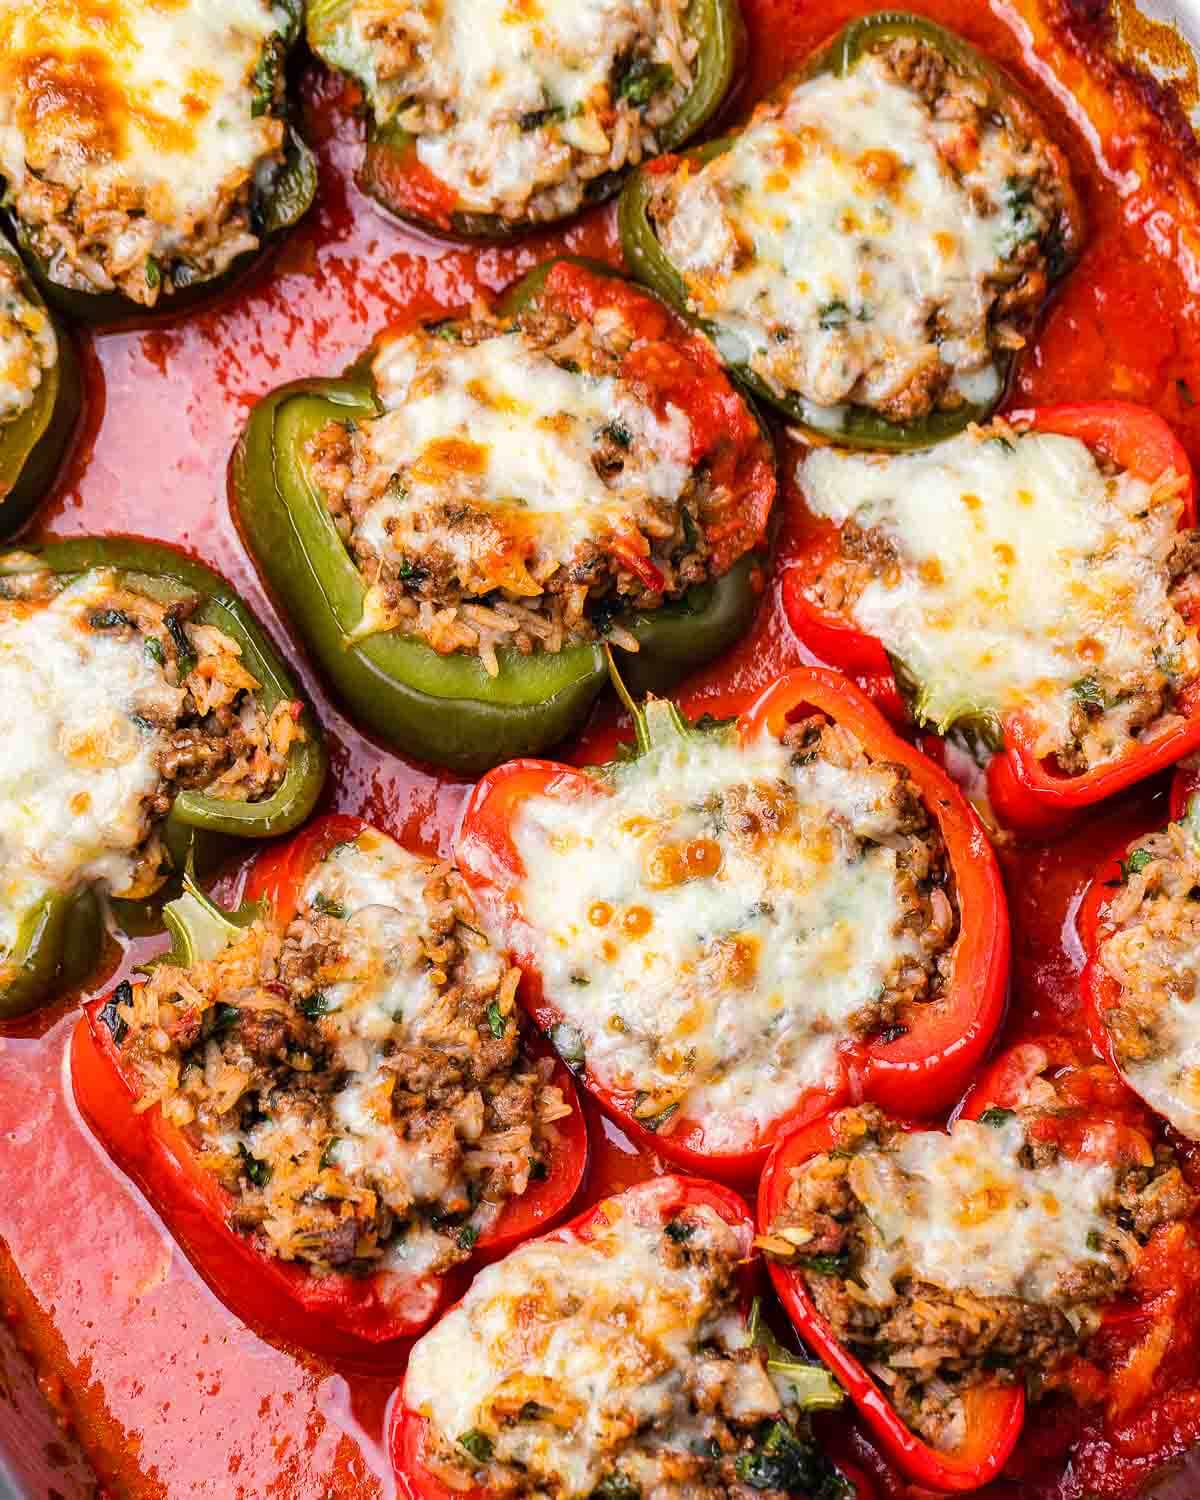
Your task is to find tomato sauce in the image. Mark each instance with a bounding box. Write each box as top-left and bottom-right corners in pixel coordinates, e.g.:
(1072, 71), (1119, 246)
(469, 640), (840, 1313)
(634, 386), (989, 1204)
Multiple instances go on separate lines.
(6, 1), (1200, 1494)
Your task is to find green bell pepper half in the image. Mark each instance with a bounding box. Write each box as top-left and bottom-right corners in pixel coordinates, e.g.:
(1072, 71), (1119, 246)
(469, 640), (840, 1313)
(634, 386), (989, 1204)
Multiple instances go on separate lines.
(2, 1), (316, 327)
(307, 0), (745, 238)
(619, 10), (1085, 450)
(0, 242), (81, 538)
(0, 535), (327, 1017)
(231, 256), (772, 774)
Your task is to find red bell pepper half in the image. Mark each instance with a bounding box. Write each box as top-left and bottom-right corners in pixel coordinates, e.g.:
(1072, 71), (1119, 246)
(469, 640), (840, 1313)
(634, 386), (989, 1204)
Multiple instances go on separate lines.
(761, 1039), (1169, 1491)
(757, 1111), (1026, 1493)
(456, 667), (1009, 1183)
(782, 402), (1200, 834)
(389, 1173), (875, 1500)
(1077, 779), (1200, 1085)
(70, 814), (588, 1361)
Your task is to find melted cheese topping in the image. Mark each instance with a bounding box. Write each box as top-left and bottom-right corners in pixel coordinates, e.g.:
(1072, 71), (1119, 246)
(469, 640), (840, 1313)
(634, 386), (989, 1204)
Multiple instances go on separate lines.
(1123, 1015), (1200, 1143)
(0, 0), (285, 263)
(289, 831), (509, 1276)
(851, 1119), (1116, 1306)
(329, 0), (691, 218)
(354, 329), (692, 612)
(800, 430), (1197, 756)
(405, 1182), (755, 1496)
(0, 572), (182, 951)
(655, 54), (1047, 425)
(0, 257), (55, 429)
(508, 723), (927, 1150)
(1097, 823), (1200, 1141)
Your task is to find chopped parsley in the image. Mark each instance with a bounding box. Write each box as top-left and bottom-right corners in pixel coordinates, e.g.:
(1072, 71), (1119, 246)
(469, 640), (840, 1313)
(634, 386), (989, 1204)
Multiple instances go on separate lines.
(519, 104), (566, 131)
(602, 419), (632, 449)
(319, 1136), (341, 1170)
(210, 1002), (242, 1035)
(143, 636), (165, 666)
(99, 980), (133, 1046)
(735, 1420), (850, 1496)
(144, 257), (161, 290)
(817, 300), (851, 329)
(457, 1224), (479, 1251)
(664, 1218), (694, 1243)
(165, 613), (196, 677)
(457, 1429), (494, 1464)
(299, 991), (335, 1019)
(615, 56), (675, 107)
(238, 1145), (272, 1188)
(486, 1001), (507, 1038)
(311, 892), (348, 919)
(1071, 676), (1106, 708)
(1119, 848), (1153, 882)
(593, 1476), (640, 1500)
(797, 1253), (849, 1276)
(979, 1106), (1016, 1127)
(89, 609), (134, 631)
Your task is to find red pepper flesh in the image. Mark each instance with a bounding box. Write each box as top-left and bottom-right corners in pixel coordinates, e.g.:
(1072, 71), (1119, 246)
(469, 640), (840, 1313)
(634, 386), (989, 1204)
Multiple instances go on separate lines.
(456, 668), (1009, 1183)
(70, 815), (589, 1361)
(782, 403), (1200, 833)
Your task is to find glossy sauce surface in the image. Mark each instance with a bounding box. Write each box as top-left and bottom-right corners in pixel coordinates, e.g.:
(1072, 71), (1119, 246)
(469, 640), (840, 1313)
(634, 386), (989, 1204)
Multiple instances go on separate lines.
(6, 2), (1200, 1495)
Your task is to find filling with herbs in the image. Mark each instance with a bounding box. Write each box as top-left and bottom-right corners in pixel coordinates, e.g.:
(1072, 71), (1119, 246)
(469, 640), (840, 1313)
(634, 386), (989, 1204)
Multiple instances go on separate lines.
(0, 255), (56, 430)
(761, 1099), (1195, 1452)
(499, 703), (958, 1151)
(1096, 799), (1200, 1141)
(106, 828), (571, 1282)
(799, 422), (1200, 772)
(405, 1178), (851, 1499)
(308, 287), (767, 675)
(0, 562), (302, 959)
(647, 35), (1076, 427)
(0, 0), (299, 305)
(322, 0), (696, 224)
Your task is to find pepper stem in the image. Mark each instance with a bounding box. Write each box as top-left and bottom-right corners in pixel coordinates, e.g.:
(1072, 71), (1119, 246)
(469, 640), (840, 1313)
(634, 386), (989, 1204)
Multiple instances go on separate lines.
(746, 1297), (845, 1411)
(603, 644), (693, 756)
(1185, 792), (1200, 850)
(162, 870), (261, 967)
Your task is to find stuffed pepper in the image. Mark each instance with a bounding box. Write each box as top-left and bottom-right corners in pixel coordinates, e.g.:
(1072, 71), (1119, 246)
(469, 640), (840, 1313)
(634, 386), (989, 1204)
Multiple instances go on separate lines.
(620, 11), (1082, 447)
(0, 0), (316, 322)
(391, 1175), (871, 1500)
(758, 1042), (1197, 1491)
(456, 667), (1009, 1182)
(0, 537), (325, 1018)
(1079, 787), (1200, 1142)
(71, 814), (588, 1358)
(306, 0), (743, 237)
(233, 257), (775, 773)
(0, 241), (80, 537)
(783, 404), (1200, 832)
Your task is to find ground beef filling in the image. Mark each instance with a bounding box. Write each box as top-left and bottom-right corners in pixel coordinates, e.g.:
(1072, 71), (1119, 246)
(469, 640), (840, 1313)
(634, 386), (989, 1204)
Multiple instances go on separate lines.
(0, 11), (290, 306)
(111, 853), (568, 1277)
(350, 0), (695, 225)
(812, 434), (1200, 776)
(761, 1103), (1195, 1451)
(307, 302), (735, 675)
(1093, 811), (1200, 1141)
(0, 566), (300, 903)
(648, 35), (1075, 423)
(0, 254), (55, 429)
(413, 1196), (850, 1500)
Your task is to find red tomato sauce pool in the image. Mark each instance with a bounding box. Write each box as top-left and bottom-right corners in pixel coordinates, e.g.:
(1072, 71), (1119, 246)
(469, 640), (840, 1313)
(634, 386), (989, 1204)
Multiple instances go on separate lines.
(7, 2), (1200, 1495)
